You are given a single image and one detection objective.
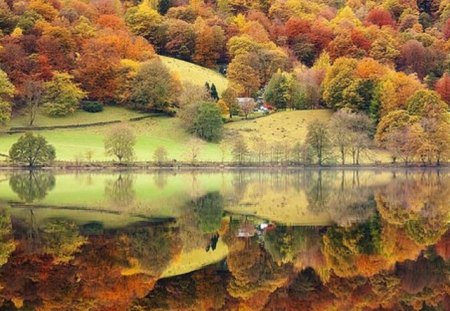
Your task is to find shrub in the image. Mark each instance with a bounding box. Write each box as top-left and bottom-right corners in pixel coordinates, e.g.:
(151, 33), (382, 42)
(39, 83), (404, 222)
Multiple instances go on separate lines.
(81, 101), (104, 113)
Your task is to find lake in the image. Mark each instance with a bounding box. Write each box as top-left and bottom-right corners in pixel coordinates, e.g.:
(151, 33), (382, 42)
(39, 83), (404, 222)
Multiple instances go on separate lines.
(0, 169), (448, 310)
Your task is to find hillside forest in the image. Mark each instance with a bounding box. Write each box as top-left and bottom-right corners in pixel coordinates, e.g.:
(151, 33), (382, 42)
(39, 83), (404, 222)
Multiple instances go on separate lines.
(0, 0), (450, 165)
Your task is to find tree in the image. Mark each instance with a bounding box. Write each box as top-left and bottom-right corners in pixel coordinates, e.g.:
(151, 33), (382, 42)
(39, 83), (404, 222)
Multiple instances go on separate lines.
(130, 59), (181, 113)
(23, 80), (43, 126)
(125, 2), (163, 39)
(322, 57), (357, 110)
(9, 171), (55, 202)
(158, 0), (171, 14)
(185, 137), (204, 164)
(329, 110), (352, 165)
(305, 120), (332, 165)
(104, 124), (136, 163)
(220, 87), (240, 119)
(232, 136), (249, 164)
(9, 132), (56, 167)
(153, 146), (168, 165)
(210, 83), (219, 101)
(406, 89), (448, 120)
(178, 82), (210, 129)
(192, 102), (224, 142)
(435, 73), (450, 104)
(240, 98), (256, 119)
(42, 72), (85, 117)
(365, 8), (395, 27)
(227, 53), (260, 97)
(0, 69), (14, 124)
(265, 71), (306, 110)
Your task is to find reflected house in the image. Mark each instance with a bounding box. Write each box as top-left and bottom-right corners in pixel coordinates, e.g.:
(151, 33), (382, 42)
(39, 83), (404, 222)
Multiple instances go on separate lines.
(237, 222), (257, 238)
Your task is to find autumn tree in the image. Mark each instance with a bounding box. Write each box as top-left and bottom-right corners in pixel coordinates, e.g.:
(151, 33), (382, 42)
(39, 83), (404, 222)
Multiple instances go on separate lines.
(219, 87), (240, 119)
(104, 124), (136, 163)
(42, 72), (85, 117)
(193, 23), (225, 67)
(130, 59), (181, 113)
(0, 69), (14, 124)
(74, 37), (121, 102)
(434, 73), (450, 104)
(227, 53), (260, 97)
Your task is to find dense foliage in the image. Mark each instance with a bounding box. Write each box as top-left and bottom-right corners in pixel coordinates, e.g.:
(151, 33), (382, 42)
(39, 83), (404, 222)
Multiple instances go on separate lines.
(0, 0), (449, 161)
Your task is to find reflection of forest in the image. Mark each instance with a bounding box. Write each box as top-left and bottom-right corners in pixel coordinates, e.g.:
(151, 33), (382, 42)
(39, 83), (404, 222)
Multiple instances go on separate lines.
(0, 170), (448, 310)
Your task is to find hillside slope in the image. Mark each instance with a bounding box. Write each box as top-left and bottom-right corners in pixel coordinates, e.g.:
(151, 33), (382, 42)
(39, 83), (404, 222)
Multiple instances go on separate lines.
(160, 56), (228, 93)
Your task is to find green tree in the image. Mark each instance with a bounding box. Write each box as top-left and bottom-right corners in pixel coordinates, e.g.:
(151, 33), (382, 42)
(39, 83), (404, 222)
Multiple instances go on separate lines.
(104, 124), (136, 163)
(264, 71), (289, 109)
(9, 132), (56, 167)
(193, 192), (224, 234)
(9, 171), (55, 202)
(210, 83), (219, 101)
(191, 102), (223, 142)
(42, 72), (85, 117)
(0, 69), (15, 124)
(158, 0), (171, 14)
(305, 120), (332, 165)
(130, 59), (181, 113)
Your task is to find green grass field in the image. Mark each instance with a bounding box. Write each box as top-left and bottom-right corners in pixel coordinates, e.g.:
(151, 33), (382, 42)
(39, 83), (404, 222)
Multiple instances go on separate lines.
(0, 108), (392, 163)
(160, 56), (228, 93)
(8, 106), (148, 128)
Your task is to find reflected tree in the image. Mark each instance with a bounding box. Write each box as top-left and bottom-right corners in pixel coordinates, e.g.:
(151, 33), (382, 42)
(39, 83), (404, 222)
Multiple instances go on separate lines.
(0, 208), (15, 268)
(41, 219), (87, 263)
(264, 226), (308, 265)
(193, 192), (224, 234)
(9, 171), (55, 203)
(105, 174), (136, 207)
(121, 223), (182, 277)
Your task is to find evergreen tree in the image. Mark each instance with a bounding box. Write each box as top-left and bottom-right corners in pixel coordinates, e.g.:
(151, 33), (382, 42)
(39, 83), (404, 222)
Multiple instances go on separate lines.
(210, 83), (219, 101)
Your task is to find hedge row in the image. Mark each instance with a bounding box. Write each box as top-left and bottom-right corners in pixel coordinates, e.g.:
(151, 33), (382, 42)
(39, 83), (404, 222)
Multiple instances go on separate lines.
(4, 114), (157, 134)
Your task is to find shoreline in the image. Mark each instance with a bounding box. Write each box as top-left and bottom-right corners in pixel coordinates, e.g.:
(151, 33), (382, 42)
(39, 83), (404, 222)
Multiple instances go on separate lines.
(0, 162), (449, 172)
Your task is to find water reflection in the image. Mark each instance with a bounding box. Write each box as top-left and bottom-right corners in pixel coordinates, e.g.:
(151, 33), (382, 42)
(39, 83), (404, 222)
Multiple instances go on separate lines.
(0, 169), (447, 310)
(9, 171), (55, 203)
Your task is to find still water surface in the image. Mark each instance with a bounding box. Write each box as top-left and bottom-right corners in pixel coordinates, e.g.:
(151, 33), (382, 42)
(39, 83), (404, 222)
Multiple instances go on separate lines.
(0, 169), (448, 310)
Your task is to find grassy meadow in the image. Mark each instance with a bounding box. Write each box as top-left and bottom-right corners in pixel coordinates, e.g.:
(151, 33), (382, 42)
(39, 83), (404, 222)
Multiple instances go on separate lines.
(160, 56), (228, 94)
(0, 108), (392, 163)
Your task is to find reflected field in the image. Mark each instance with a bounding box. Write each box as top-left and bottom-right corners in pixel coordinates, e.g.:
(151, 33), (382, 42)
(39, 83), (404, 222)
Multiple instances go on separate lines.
(0, 169), (448, 310)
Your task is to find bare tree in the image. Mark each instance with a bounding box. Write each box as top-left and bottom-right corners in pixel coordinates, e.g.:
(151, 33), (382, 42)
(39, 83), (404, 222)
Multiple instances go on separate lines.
(232, 136), (249, 165)
(185, 138), (204, 165)
(23, 80), (43, 126)
(305, 120), (332, 166)
(240, 98), (256, 119)
(153, 146), (168, 165)
(251, 135), (267, 165)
